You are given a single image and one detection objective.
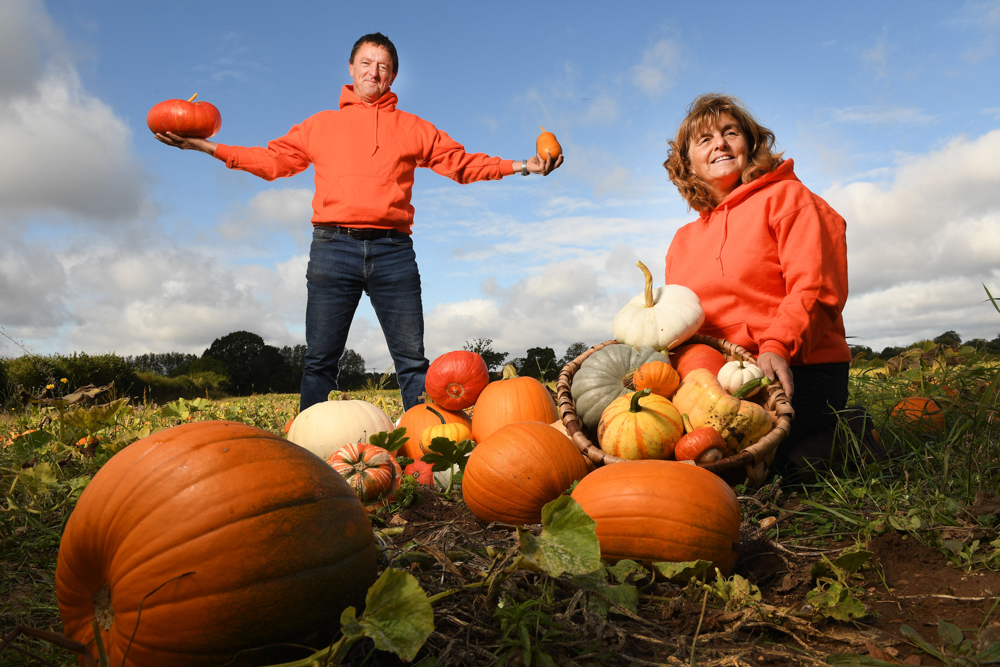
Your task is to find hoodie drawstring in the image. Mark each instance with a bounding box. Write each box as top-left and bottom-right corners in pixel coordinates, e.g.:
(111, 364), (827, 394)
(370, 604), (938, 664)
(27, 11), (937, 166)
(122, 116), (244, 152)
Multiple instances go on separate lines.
(716, 205), (729, 276)
(371, 101), (380, 156)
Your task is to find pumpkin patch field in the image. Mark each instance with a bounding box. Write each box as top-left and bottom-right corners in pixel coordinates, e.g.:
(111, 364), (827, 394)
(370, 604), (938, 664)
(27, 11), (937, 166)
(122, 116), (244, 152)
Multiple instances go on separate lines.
(1, 348), (999, 666)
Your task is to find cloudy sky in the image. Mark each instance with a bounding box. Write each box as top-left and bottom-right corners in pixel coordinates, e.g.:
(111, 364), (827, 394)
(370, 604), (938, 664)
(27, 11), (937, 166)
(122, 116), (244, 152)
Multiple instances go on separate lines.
(2, 0), (999, 370)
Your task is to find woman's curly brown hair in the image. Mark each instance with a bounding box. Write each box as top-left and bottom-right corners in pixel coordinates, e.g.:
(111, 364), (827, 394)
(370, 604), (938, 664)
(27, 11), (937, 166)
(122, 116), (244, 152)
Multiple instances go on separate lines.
(664, 93), (783, 214)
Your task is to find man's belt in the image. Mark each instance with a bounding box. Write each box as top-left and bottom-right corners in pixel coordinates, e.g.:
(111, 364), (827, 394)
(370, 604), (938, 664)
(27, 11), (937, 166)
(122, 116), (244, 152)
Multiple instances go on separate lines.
(320, 224), (400, 240)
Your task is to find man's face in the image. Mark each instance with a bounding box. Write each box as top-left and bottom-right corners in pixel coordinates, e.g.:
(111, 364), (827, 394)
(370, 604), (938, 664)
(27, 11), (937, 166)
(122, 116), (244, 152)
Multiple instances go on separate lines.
(349, 43), (395, 105)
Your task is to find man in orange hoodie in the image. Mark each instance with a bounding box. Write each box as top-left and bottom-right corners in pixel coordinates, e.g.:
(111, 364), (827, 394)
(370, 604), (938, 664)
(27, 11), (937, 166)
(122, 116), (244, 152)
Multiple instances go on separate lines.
(157, 33), (562, 412)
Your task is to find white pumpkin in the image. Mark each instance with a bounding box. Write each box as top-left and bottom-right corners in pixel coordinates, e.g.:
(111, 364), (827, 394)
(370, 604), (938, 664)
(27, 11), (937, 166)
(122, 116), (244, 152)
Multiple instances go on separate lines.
(287, 399), (394, 460)
(717, 359), (765, 396)
(613, 261), (704, 351)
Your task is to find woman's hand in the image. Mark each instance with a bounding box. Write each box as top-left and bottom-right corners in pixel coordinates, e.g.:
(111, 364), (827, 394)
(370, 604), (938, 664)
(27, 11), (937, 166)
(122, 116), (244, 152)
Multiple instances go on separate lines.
(758, 352), (794, 399)
(155, 132), (217, 155)
(525, 151), (563, 175)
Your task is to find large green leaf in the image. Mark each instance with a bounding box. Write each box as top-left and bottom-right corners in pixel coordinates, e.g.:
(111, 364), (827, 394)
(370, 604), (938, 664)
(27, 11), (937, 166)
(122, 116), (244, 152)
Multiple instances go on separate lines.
(356, 568), (434, 663)
(518, 495), (601, 578)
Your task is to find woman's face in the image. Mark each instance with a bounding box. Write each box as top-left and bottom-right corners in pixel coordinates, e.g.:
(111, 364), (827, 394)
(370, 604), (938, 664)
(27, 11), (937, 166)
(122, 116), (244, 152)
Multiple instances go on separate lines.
(687, 112), (749, 203)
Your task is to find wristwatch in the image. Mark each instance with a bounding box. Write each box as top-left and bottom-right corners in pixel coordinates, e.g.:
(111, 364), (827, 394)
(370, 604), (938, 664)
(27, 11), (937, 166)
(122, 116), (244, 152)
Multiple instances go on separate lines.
(521, 160), (529, 176)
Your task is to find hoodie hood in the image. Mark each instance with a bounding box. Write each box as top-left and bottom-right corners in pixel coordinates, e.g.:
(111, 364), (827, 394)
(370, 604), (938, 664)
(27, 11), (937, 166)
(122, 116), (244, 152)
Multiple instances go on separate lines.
(699, 159), (799, 219)
(339, 85), (397, 155)
(699, 159), (799, 275)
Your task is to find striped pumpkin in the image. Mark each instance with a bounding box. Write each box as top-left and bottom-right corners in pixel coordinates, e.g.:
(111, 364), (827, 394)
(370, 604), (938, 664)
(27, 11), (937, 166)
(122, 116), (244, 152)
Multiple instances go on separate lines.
(327, 443), (402, 512)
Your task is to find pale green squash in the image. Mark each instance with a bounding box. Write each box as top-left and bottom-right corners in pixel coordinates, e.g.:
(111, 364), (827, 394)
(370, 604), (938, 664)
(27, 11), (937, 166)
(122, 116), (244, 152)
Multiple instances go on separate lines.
(571, 344), (668, 430)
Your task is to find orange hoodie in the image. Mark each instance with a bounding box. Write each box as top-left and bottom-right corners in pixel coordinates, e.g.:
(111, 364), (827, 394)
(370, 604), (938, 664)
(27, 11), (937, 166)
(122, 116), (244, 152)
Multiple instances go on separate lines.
(213, 86), (515, 234)
(664, 159), (851, 366)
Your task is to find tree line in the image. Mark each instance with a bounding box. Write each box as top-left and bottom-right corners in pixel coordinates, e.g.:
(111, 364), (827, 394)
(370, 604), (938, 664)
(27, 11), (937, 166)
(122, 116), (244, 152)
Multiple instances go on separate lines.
(849, 330), (1000, 363)
(5, 328), (994, 409)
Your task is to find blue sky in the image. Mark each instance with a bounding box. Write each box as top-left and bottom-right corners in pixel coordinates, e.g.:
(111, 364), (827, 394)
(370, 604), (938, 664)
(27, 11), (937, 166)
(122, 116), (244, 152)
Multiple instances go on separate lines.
(2, 0), (999, 370)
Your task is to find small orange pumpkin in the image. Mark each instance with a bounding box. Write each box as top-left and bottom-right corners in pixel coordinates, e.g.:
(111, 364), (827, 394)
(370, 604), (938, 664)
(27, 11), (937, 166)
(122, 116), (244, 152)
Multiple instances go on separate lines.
(891, 396), (944, 432)
(632, 360), (680, 398)
(536, 127), (562, 159)
(674, 414), (727, 462)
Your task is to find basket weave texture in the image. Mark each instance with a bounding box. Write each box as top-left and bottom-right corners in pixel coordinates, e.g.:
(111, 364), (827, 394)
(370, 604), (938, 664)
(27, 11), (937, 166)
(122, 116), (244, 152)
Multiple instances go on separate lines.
(556, 335), (795, 488)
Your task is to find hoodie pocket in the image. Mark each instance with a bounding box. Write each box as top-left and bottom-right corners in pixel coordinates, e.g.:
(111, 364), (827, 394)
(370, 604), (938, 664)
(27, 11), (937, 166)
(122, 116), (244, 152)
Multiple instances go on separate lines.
(700, 321), (758, 353)
(326, 175), (408, 220)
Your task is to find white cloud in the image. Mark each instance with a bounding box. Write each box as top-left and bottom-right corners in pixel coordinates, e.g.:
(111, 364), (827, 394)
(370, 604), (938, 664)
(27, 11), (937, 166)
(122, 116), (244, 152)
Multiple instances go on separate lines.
(217, 187), (313, 243)
(0, 0), (144, 221)
(825, 128), (1000, 345)
(631, 39), (680, 99)
(830, 106), (935, 126)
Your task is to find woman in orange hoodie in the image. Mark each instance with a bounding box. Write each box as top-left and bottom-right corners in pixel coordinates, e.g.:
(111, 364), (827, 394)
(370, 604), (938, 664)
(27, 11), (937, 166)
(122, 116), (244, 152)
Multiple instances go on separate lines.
(663, 93), (853, 477)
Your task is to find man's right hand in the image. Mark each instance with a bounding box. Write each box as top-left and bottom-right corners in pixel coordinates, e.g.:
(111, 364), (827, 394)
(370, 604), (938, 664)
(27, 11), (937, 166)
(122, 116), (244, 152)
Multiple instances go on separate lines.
(525, 151), (563, 176)
(155, 132), (217, 156)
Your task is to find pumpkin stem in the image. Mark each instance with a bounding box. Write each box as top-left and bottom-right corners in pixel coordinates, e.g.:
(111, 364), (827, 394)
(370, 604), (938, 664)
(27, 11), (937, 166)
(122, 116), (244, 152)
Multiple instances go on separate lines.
(636, 261), (654, 308)
(629, 388), (651, 413)
(93, 583), (114, 631)
(426, 406), (446, 425)
(733, 376), (771, 400)
(501, 363), (519, 380)
(540, 126), (546, 132)
(681, 413), (694, 433)
(187, 93), (198, 102)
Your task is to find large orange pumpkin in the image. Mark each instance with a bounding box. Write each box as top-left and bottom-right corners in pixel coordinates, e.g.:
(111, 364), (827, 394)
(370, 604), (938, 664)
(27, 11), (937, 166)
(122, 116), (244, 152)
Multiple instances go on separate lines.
(891, 396), (945, 431)
(471, 364), (559, 443)
(571, 460), (740, 574)
(397, 401), (472, 460)
(462, 422), (589, 525)
(56, 421), (377, 667)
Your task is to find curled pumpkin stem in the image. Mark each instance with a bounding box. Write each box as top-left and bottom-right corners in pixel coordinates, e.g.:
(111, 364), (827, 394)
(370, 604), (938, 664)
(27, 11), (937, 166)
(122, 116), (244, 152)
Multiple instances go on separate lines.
(187, 93), (198, 102)
(629, 388), (652, 413)
(733, 376), (771, 400)
(636, 261), (654, 309)
(426, 406), (446, 424)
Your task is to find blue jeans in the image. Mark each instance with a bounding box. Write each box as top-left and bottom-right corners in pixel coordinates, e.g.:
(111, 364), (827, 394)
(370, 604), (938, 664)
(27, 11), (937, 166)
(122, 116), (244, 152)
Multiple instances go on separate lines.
(300, 226), (429, 413)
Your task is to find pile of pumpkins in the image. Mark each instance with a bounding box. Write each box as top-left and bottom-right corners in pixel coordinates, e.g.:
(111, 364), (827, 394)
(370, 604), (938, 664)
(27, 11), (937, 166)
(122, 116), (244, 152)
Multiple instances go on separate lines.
(572, 343), (775, 463)
(288, 349), (580, 524)
(579, 259), (775, 464)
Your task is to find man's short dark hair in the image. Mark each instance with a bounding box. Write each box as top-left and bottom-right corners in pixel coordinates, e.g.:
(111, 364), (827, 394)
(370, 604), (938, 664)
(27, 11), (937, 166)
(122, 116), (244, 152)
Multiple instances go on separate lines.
(350, 33), (398, 75)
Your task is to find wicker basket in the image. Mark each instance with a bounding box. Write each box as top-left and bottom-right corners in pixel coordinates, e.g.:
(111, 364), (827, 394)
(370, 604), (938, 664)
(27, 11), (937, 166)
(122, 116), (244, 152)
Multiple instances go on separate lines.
(556, 335), (795, 487)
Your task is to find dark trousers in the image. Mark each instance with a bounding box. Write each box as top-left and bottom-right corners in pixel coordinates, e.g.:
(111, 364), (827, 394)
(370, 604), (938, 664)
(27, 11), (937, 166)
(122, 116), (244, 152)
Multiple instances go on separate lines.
(300, 226), (429, 413)
(772, 362), (850, 474)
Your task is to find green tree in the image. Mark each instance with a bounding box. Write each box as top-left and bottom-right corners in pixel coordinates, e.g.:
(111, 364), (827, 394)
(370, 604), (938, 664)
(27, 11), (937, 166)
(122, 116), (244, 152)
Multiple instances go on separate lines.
(204, 331), (288, 395)
(125, 352), (197, 376)
(338, 349), (367, 390)
(933, 330), (962, 346)
(558, 342), (589, 368)
(517, 347), (558, 382)
(463, 338), (508, 373)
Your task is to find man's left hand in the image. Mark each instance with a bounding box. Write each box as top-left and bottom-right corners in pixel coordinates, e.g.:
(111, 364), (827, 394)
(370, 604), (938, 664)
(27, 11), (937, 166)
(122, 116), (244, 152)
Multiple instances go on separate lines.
(526, 152), (564, 175)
